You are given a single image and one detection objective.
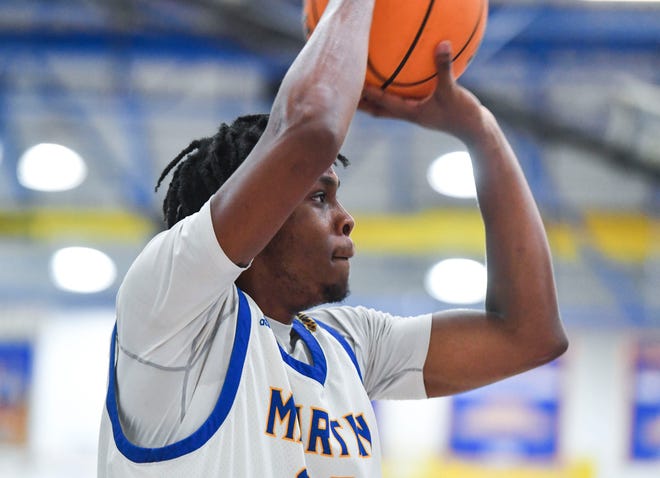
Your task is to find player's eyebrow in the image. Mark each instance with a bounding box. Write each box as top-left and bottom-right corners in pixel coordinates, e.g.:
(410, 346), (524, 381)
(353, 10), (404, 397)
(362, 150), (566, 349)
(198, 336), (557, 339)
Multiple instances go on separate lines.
(319, 175), (340, 189)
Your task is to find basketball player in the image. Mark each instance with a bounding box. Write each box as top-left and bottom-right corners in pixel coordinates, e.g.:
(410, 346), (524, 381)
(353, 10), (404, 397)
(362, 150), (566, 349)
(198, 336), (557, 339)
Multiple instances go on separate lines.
(98, 1), (568, 476)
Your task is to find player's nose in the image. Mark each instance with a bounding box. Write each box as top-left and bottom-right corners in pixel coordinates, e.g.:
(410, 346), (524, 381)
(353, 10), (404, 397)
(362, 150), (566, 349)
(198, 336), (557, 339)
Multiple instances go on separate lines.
(337, 203), (354, 237)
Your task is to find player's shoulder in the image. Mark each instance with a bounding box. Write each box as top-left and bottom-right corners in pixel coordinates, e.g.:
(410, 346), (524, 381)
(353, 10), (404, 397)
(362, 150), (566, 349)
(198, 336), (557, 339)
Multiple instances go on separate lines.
(305, 304), (391, 344)
(310, 304), (401, 325)
(308, 305), (432, 342)
(307, 304), (373, 328)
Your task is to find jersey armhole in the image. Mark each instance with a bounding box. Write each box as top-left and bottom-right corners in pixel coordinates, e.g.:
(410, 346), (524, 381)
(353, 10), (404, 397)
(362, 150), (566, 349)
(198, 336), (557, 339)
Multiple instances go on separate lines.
(105, 288), (251, 463)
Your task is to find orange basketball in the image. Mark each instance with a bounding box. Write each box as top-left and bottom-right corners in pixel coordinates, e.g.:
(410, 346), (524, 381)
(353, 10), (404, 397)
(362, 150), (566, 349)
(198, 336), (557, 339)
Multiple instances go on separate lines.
(303, 0), (488, 99)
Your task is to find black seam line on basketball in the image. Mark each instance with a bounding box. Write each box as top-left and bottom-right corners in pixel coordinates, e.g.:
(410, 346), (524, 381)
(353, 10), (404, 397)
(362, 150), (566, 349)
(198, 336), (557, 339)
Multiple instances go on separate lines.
(388, 0), (487, 88)
(451, 0), (486, 65)
(390, 74), (437, 87)
(368, 58), (390, 83)
(381, 0), (436, 90)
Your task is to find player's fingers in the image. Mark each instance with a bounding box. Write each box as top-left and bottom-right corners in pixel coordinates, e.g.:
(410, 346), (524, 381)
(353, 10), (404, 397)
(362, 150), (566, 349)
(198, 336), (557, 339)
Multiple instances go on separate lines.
(358, 97), (378, 115)
(360, 85), (386, 105)
(361, 85), (417, 119)
(433, 41), (455, 91)
(359, 89), (387, 116)
(359, 87), (381, 115)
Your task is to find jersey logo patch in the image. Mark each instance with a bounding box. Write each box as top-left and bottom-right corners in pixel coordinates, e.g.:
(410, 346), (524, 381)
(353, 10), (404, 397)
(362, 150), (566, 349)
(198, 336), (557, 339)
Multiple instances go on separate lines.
(297, 313), (317, 332)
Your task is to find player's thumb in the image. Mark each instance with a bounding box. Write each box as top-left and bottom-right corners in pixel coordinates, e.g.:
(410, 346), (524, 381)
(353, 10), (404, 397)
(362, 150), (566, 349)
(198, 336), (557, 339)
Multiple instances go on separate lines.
(434, 41), (455, 89)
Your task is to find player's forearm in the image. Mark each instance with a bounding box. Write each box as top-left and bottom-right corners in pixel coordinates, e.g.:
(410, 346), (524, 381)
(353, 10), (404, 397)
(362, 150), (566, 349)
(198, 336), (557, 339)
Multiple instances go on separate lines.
(466, 110), (567, 358)
(270, 0), (375, 148)
(209, 1), (374, 266)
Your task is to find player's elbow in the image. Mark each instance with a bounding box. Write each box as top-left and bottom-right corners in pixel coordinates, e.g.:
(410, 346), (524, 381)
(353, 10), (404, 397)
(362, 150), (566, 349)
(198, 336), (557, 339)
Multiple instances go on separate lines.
(538, 336), (568, 366)
(527, 320), (569, 366)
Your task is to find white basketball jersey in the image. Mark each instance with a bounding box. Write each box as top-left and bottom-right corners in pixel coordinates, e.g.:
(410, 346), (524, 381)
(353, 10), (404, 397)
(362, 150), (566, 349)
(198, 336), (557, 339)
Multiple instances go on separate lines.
(98, 288), (382, 477)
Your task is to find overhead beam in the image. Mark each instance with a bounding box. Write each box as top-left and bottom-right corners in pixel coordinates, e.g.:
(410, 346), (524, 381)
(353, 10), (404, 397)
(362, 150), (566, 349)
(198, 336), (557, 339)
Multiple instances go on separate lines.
(475, 89), (660, 181)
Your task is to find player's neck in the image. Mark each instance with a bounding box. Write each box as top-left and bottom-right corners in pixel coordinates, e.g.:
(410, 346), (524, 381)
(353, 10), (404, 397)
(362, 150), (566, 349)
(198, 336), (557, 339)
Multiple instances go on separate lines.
(235, 258), (328, 325)
(256, 295), (297, 325)
(235, 274), (297, 325)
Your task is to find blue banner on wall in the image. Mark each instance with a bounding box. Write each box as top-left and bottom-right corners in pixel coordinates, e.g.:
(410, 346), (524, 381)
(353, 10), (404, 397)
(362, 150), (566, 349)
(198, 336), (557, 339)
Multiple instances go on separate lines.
(449, 360), (562, 461)
(0, 341), (33, 445)
(630, 339), (660, 461)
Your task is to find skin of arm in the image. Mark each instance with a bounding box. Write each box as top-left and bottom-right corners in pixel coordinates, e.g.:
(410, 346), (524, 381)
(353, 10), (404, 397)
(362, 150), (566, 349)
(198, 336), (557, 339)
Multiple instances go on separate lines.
(360, 42), (568, 397)
(211, 0), (376, 267)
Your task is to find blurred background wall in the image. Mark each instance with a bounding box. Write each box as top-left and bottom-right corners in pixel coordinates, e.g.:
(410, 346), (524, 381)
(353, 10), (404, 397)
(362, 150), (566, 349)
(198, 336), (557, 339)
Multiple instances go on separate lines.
(0, 0), (658, 477)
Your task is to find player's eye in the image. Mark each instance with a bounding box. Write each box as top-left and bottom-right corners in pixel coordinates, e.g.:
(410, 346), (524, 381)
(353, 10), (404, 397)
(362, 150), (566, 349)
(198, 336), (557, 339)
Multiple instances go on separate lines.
(311, 192), (326, 203)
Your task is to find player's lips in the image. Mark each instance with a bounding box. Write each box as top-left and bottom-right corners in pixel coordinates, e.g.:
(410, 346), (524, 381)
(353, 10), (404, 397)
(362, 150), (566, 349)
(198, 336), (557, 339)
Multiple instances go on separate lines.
(332, 243), (355, 261)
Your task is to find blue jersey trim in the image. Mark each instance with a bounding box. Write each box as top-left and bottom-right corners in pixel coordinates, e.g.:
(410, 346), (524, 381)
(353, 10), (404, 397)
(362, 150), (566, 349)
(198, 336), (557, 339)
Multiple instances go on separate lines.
(105, 287), (252, 463)
(316, 319), (363, 383)
(277, 320), (327, 386)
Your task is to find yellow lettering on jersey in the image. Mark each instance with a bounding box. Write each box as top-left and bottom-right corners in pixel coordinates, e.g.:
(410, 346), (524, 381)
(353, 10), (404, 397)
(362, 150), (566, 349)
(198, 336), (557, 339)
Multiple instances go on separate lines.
(343, 413), (372, 457)
(330, 419), (349, 457)
(266, 389), (373, 459)
(306, 407), (333, 456)
(265, 387), (302, 443)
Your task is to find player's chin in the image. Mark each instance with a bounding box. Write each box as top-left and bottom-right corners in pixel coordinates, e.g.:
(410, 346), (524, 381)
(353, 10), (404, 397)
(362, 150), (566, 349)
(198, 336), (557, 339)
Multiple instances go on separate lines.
(321, 280), (350, 304)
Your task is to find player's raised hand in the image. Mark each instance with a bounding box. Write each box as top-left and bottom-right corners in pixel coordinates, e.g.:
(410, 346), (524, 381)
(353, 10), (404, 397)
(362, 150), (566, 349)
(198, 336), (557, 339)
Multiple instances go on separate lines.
(359, 41), (488, 143)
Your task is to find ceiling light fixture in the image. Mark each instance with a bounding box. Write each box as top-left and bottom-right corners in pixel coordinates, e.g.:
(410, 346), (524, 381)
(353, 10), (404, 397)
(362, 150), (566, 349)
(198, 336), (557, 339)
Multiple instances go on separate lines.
(17, 143), (87, 192)
(50, 247), (117, 294)
(426, 151), (477, 199)
(424, 258), (487, 304)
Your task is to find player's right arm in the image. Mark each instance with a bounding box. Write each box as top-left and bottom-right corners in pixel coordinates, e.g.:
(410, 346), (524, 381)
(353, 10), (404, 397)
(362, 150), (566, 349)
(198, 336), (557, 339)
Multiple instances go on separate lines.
(210, 0), (376, 267)
(119, 0), (376, 359)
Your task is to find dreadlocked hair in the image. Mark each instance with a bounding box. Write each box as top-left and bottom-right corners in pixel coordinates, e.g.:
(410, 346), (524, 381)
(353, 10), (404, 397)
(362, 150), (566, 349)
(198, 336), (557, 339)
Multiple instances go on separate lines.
(155, 113), (350, 229)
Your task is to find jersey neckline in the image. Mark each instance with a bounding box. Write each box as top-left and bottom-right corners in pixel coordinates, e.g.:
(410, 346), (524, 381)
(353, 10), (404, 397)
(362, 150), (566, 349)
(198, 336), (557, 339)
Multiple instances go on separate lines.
(276, 319), (328, 386)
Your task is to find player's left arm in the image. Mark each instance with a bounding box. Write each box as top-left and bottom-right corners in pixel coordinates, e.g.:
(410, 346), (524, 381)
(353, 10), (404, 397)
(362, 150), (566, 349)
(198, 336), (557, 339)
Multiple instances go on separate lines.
(360, 42), (568, 397)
